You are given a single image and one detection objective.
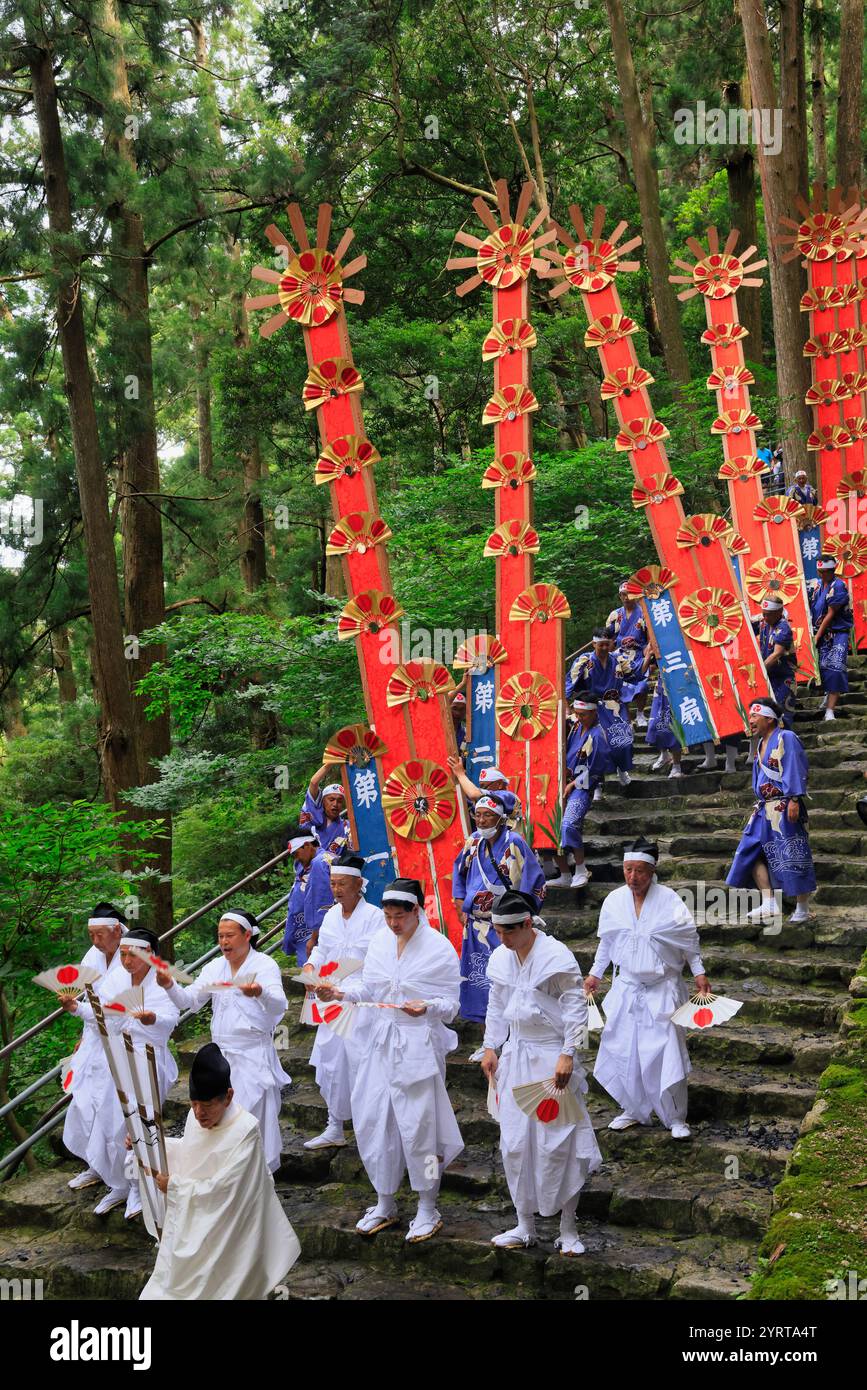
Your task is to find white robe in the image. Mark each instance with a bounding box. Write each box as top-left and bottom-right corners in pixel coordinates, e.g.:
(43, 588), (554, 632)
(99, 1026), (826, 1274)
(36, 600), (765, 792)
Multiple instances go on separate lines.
(166, 948), (291, 1172)
(62, 945), (128, 1164)
(139, 1102), (300, 1301)
(341, 924), (463, 1194)
(484, 932), (602, 1216)
(306, 899), (384, 1121)
(590, 881), (704, 1125)
(75, 965), (179, 1190)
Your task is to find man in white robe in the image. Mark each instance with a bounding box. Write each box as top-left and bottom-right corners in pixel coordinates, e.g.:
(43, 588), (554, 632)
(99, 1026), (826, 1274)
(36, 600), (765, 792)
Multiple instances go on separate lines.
(300, 848), (384, 1149)
(140, 1043), (300, 1301)
(481, 890), (602, 1255)
(315, 877), (463, 1242)
(156, 907), (290, 1173)
(62, 926), (179, 1215)
(61, 903), (129, 1192)
(584, 838), (710, 1139)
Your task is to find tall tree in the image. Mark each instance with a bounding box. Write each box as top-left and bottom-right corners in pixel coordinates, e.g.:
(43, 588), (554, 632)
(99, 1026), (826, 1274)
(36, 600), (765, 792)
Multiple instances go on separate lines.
(808, 0), (828, 186)
(837, 0), (864, 190)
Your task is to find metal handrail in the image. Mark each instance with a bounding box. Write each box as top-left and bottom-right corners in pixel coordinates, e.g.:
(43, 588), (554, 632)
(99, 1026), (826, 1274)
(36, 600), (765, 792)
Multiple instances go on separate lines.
(0, 847), (292, 1063)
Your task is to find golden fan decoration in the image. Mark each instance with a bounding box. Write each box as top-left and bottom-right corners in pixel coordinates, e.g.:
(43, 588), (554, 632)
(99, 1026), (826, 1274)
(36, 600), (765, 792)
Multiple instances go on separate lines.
(302, 358), (364, 410)
(509, 583), (571, 623)
(706, 364), (755, 392)
(807, 423), (852, 452)
(382, 760), (456, 840)
(843, 415), (867, 440)
(600, 365), (654, 400)
(711, 408), (762, 436)
(481, 452), (537, 490)
(623, 565), (678, 600)
(806, 379), (856, 407)
(386, 661), (456, 708)
(842, 371), (867, 395)
(804, 330), (862, 357)
(540, 204), (641, 297)
(744, 557), (802, 604)
(777, 188), (865, 263)
(323, 724), (388, 767)
(453, 635), (508, 671)
(726, 529), (751, 556)
(481, 318), (538, 360)
(614, 417), (670, 452)
(326, 512), (392, 555)
(496, 672), (559, 740)
(337, 590), (404, 639)
(800, 283), (862, 312)
(632, 474), (683, 508)
(718, 456), (768, 482)
(446, 179), (556, 298)
(482, 384), (539, 426)
(584, 313), (640, 348)
(824, 534), (867, 577)
(314, 435), (380, 484)
(676, 514), (734, 549)
(670, 228), (766, 301)
(245, 202), (366, 337)
(838, 469), (867, 498)
(753, 496), (804, 525)
(797, 504), (829, 531)
(678, 587), (743, 645)
(701, 322), (749, 348)
(484, 520), (540, 558)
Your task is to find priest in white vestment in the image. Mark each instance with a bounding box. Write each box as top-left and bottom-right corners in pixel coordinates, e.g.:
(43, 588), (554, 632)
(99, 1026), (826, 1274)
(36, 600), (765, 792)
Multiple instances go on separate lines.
(61, 902), (129, 1194)
(481, 890), (602, 1255)
(315, 877), (463, 1242)
(140, 1043), (300, 1301)
(300, 848), (385, 1149)
(585, 838), (710, 1139)
(63, 926), (179, 1215)
(156, 907), (291, 1173)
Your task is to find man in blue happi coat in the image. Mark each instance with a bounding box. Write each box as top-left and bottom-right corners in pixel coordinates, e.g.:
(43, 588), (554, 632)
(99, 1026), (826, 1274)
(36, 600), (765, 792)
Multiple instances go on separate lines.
(725, 698), (816, 925)
(451, 792), (545, 1028)
(811, 555), (853, 721)
(606, 582), (649, 726)
(302, 766), (352, 851)
(787, 469), (817, 506)
(567, 630), (634, 787)
(282, 824), (334, 965)
(751, 595), (798, 728)
(552, 696), (615, 888)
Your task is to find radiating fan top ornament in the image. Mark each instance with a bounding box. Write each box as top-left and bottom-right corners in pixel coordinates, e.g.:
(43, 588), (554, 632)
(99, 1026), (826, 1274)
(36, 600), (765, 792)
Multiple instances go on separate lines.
(246, 202), (366, 337)
(614, 417), (670, 452)
(678, 587), (743, 645)
(777, 187), (866, 263)
(481, 318), (538, 360)
(509, 583), (571, 623)
(623, 565), (677, 600)
(718, 456), (768, 482)
(326, 512), (392, 556)
(481, 452), (537, 490)
(632, 474), (683, 508)
(302, 359), (363, 410)
(753, 496), (804, 525)
(824, 534), (867, 576)
(337, 590), (404, 639)
(670, 229), (766, 301)
(482, 384), (539, 426)
(386, 662), (455, 708)
(745, 557), (802, 603)
(382, 760), (456, 840)
(323, 724), (388, 767)
(453, 634), (508, 671)
(600, 365), (654, 400)
(676, 514), (735, 549)
(315, 435), (380, 484)
(540, 204), (641, 298)
(484, 520), (540, 557)
(496, 671), (558, 740)
(584, 313), (640, 348)
(446, 179), (556, 297)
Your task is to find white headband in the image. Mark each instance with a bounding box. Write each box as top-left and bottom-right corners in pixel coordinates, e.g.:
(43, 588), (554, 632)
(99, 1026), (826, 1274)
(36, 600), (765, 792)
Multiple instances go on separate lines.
(88, 917), (122, 927)
(762, 598), (783, 609)
(623, 852), (656, 865)
(120, 935), (155, 950)
(749, 702), (778, 720)
(572, 699), (596, 712)
(219, 911), (260, 937)
(322, 783), (344, 797)
(330, 865), (362, 877)
(382, 891), (421, 907)
(289, 832), (317, 852)
(476, 795), (504, 814)
(490, 909), (532, 925)
(817, 560), (836, 570)
(479, 767), (505, 783)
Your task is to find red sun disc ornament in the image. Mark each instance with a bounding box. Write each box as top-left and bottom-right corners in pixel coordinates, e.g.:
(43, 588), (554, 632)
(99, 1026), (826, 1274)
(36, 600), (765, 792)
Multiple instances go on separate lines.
(337, 590), (404, 640)
(824, 534), (867, 577)
(322, 1004), (342, 1025)
(692, 1007), (714, 1028)
(386, 662), (455, 708)
(382, 760), (456, 841)
(509, 583), (571, 624)
(314, 435), (380, 484)
(678, 587), (743, 645)
(63, 1069), (74, 1091)
(323, 723), (388, 767)
(319, 961), (339, 977)
(692, 253), (744, 298)
(57, 966), (79, 986)
(476, 224), (535, 287)
(745, 557), (801, 604)
(278, 248), (344, 326)
(535, 1097), (560, 1123)
(564, 239), (620, 292)
(496, 671), (558, 740)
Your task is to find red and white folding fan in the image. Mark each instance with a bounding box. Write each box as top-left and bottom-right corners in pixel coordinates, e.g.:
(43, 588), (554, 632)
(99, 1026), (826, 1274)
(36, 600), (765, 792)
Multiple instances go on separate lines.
(512, 1077), (581, 1126)
(33, 964), (101, 998)
(670, 993), (742, 1028)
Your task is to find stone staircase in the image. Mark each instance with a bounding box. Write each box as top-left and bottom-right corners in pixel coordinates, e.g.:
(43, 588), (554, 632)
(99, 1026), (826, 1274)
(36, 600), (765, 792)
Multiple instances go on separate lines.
(1, 659), (865, 1300)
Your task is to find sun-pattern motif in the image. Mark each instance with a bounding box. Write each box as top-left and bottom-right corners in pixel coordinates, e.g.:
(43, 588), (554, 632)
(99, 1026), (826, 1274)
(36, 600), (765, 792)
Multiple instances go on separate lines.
(337, 591), (404, 639)
(745, 557), (802, 604)
(700, 322), (749, 348)
(804, 330), (863, 357)
(670, 229), (766, 302)
(824, 534), (867, 577)
(796, 504), (829, 532)
(446, 181), (556, 298)
(484, 520), (540, 557)
(539, 205), (640, 298)
(314, 435), (380, 484)
(481, 452), (537, 490)
(678, 587), (743, 645)
(326, 512), (392, 555)
(323, 724), (388, 767)
(800, 284), (862, 312)
(382, 760), (456, 840)
(302, 359), (363, 410)
(777, 190), (866, 264)
(706, 364), (755, 392)
(496, 672), (559, 740)
(631, 473), (683, 508)
(385, 662), (455, 708)
(245, 202), (366, 338)
(838, 469), (867, 498)
(805, 379), (856, 407)
(509, 583), (572, 623)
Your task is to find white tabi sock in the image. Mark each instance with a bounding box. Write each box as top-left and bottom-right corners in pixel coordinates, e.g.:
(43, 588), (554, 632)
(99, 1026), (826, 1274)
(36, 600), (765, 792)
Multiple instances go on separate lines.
(516, 1209), (537, 1239)
(415, 1178), (441, 1220)
(372, 1192), (398, 1219)
(559, 1194), (579, 1237)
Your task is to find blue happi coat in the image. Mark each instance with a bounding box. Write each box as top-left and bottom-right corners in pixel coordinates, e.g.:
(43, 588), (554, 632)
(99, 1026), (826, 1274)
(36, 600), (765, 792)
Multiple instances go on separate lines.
(646, 679), (681, 751)
(561, 719), (614, 851)
(606, 604), (649, 701)
(756, 616), (797, 727)
(452, 825), (545, 1023)
(567, 651), (634, 772)
(282, 848), (334, 965)
(301, 788), (352, 852)
(726, 727), (816, 896)
(810, 577), (852, 694)
(787, 483), (818, 506)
